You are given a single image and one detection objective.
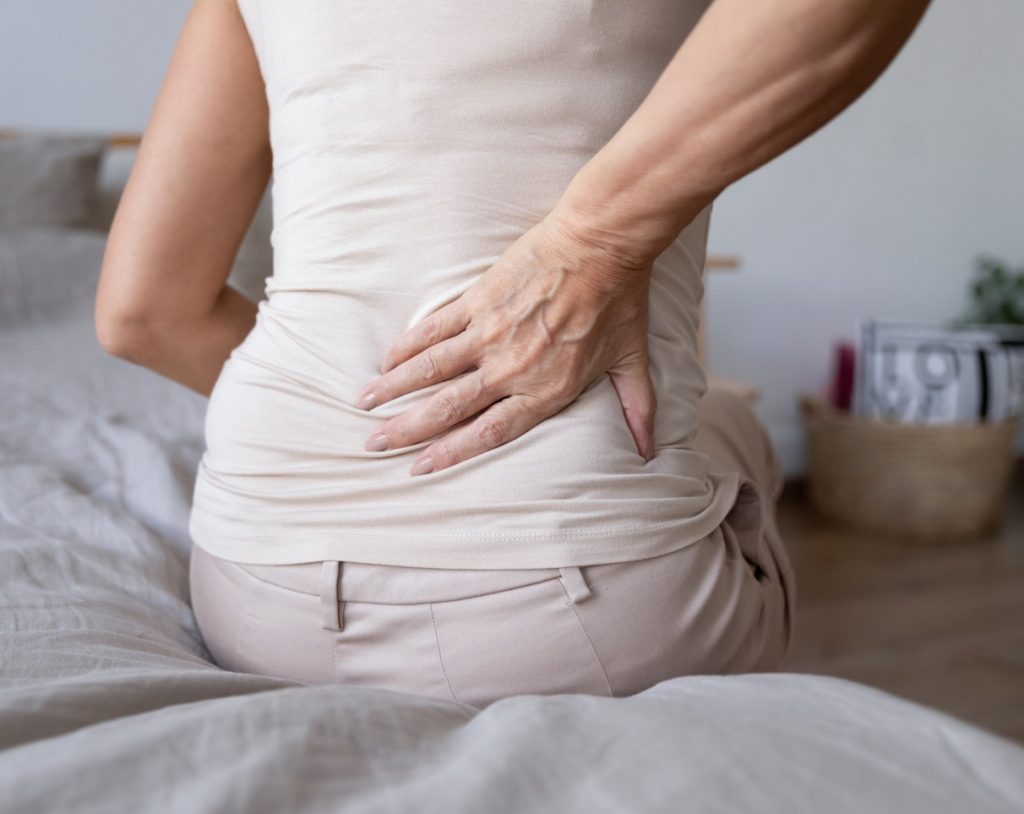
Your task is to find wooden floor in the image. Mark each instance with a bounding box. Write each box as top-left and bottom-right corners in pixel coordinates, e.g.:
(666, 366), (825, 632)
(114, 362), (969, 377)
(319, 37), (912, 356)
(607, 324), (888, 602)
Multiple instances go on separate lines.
(776, 463), (1024, 745)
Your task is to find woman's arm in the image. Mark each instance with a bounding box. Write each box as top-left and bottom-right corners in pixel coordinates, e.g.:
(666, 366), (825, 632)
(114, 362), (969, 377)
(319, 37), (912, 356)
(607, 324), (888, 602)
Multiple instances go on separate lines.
(95, 0), (271, 397)
(555, 0), (932, 271)
(356, 0), (931, 476)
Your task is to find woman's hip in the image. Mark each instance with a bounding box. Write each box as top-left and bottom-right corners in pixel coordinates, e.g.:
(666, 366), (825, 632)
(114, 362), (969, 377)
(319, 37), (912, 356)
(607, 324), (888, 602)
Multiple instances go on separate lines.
(188, 526), (791, 708)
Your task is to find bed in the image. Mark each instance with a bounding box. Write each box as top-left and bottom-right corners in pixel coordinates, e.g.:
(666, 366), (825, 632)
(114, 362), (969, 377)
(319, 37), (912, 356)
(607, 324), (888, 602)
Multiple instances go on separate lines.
(1, 133), (1023, 813)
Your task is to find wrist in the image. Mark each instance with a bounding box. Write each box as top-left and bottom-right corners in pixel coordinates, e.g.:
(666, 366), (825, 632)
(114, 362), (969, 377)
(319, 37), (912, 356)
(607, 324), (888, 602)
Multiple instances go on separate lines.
(551, 140), (716, 270)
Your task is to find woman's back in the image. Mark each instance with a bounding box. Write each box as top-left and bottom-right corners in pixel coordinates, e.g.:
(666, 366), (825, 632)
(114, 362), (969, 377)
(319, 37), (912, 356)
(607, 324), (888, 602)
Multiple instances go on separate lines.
(188, 0), (741, 568)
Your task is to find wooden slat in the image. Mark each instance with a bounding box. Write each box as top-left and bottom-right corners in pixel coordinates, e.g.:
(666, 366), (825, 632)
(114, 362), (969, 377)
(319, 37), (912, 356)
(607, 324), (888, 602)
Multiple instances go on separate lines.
(705, 254), (741, 271)
(108, 133), (143, 147)
(0, 128), (142, 147)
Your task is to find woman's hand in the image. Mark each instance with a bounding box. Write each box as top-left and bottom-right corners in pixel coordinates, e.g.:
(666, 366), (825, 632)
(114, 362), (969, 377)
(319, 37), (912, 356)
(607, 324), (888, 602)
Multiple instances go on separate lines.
(354, 210), (659, 476)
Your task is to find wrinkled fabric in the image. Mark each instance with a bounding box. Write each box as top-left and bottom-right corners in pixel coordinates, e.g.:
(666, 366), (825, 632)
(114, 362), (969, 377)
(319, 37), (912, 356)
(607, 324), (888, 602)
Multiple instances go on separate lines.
(2, 303), (1024, 813)
(187, 388), (796, 705)
(189, 0), (738, 567)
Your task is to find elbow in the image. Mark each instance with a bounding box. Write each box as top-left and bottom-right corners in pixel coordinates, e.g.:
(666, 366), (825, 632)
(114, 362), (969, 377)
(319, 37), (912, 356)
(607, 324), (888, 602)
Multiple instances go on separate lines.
(94, 271), (165, 363)
(94, 304), (160, 363)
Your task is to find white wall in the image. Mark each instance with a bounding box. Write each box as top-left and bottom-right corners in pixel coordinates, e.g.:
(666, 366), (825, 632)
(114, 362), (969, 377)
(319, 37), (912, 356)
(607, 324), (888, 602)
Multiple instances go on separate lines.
(0, 0), (191, 133)
(704, 0), (1024, 474)
(3, 1), (1021, 475)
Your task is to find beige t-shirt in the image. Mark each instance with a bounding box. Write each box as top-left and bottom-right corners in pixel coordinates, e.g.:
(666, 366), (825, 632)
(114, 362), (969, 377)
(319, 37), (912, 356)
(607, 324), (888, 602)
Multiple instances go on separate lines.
(189, 0), (741, 568)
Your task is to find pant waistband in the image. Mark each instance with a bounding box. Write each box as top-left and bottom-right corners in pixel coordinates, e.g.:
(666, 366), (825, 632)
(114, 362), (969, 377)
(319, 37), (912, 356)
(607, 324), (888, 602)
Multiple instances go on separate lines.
(235, 556), (591, 602)
(316, 560), (594, 632)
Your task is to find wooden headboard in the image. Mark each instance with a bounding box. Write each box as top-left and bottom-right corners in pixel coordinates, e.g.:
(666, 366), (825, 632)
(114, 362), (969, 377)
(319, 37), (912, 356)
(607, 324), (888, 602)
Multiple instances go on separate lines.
(105, 133), (143, 148)
(0, 129), (141, 147)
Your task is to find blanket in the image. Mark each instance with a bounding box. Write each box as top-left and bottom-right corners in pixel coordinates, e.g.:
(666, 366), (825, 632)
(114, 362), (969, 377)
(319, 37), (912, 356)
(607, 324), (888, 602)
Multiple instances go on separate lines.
(2, 298), (1023, 813)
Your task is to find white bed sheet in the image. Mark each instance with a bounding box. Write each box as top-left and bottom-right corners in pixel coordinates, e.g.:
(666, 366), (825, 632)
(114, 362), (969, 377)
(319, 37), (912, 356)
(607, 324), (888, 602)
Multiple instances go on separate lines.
(2, 297), (1023, 813)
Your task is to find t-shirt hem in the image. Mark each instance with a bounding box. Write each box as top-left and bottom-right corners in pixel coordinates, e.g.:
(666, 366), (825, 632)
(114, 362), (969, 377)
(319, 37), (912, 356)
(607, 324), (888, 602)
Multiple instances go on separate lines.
(189, 471), (743, 570)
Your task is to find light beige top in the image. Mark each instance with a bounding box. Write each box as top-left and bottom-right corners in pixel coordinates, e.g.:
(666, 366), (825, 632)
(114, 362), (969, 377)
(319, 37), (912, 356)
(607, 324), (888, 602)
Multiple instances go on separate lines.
(189, 0), (740, 568)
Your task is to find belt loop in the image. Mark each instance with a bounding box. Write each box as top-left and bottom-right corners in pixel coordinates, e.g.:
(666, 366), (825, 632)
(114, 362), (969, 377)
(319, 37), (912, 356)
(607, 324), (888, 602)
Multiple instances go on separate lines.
(320, 560), (344, 631)
(558, 566), (593, 604)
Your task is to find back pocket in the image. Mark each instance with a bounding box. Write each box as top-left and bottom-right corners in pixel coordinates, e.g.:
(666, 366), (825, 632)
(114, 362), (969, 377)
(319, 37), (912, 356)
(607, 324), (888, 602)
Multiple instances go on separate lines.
(429, 576), (613, 708)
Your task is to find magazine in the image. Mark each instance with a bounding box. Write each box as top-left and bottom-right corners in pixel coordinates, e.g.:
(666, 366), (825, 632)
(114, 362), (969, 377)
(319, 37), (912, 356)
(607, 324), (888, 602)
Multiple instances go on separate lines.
(854, 320), (1024, 424)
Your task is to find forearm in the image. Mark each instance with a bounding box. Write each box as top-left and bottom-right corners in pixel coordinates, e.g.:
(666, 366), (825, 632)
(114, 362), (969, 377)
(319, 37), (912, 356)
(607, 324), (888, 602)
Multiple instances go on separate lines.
(102, 285), (257, 397)
(553, 0), (930, 266)
(95, 0), (271, 398)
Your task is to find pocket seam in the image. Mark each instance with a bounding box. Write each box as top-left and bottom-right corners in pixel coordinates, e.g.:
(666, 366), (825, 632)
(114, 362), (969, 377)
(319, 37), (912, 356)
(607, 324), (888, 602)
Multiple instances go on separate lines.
(429, 602), (462, 704)
(417, 574), (563, 607)
(190, 546), (259, 672)
(558, 579), (616, 697)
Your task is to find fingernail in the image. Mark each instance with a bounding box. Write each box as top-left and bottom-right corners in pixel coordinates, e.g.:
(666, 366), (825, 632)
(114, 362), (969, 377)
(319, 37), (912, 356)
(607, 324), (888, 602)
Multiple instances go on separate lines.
(356, 392), (377, 410)
(410, 456), (434, 476)
(365, 433), (389, 452)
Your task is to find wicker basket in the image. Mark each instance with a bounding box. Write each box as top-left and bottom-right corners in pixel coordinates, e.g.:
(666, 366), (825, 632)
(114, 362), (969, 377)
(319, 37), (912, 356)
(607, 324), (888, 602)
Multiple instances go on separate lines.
(800, 395), (1020, 543)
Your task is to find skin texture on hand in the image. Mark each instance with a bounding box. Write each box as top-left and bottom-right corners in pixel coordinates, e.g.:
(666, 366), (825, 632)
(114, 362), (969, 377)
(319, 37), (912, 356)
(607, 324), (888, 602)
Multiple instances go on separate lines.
(357, 0), (931, 477)
(355, 212), (659, 476)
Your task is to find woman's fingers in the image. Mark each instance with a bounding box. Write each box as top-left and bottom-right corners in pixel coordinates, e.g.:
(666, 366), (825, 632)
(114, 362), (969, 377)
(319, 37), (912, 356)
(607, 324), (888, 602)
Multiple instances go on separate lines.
(357, 332), (476, 409)
(363, 371), (499, 452)
(378, 300), (470, 375)
(408, 394), (551, 476)
(352, 211), (658, 475)
(607, 352), (657, 461)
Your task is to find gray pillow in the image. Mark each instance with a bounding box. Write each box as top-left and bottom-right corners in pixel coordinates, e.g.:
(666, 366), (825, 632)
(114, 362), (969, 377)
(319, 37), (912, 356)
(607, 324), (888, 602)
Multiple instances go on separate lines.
(0, 227), (107, 327)
(0, 135), (107, 230)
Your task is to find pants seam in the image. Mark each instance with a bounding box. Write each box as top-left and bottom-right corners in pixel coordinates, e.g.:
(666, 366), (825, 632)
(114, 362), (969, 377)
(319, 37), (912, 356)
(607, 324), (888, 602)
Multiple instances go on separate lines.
(559, 580), (616, 697)
(220, 559), (317, 598)
(429, 603), (461, 705)
(192, 547), (260, 671)
(231, 600), (260, 671)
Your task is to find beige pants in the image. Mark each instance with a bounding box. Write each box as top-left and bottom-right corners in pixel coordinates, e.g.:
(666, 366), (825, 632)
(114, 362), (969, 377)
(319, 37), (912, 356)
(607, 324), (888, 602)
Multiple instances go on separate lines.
(189, 389), (796, 708)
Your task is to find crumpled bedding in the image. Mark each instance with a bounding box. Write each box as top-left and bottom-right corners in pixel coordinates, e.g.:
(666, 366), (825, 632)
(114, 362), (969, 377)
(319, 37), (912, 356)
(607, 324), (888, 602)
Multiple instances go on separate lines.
(2, 298), (1023, 813)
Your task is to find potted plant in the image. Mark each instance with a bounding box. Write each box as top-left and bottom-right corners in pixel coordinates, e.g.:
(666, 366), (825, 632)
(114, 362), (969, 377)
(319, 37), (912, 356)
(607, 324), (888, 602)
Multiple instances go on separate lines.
(959, 256), (1024, 341)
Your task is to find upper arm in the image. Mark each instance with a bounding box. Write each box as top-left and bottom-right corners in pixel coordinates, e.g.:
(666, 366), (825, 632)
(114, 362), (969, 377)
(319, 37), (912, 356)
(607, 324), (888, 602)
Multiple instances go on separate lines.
(96, 0), (271, 334)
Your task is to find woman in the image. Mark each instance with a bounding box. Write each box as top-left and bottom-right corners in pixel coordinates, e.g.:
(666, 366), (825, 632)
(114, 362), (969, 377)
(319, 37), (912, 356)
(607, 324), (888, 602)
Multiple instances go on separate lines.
(96, 0), (929, 707)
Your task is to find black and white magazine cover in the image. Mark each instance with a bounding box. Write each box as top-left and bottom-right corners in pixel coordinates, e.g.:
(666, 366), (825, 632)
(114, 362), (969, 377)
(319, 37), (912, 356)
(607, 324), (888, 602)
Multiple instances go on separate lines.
(854, 320), (1024, 424)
